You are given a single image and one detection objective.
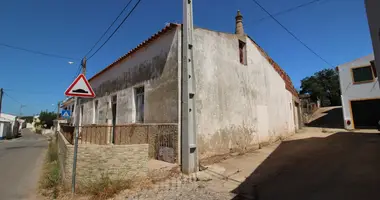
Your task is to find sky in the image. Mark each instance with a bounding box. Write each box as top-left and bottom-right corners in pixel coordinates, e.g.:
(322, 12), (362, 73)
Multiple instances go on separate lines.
(0, 0), (373, 116)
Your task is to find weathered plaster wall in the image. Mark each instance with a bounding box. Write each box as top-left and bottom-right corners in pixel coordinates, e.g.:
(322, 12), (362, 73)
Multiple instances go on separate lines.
(80, 28), (180, 125)
(191, 28), (296, 157)
(338, 54), (380, 129)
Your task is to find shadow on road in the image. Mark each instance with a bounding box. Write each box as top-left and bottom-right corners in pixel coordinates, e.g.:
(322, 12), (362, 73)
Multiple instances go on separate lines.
(307, 107), (344, 128)
(231, 132), (380, 200)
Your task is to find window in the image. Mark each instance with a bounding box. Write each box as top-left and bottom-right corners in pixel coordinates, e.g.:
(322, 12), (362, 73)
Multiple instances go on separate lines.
(135, 86), (144, 123)
(352, 66), (374, 84)
(93, 100), (98, 124)
(239, 40), (247, 65)
(370, 60), (377, 78)
(111, 95), (117, 144)
(80, 105), (84, 125)
(111, 95), (117, 126)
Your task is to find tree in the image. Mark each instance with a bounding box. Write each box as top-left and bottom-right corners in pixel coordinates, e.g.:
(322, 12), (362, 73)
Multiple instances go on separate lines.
(39, 111), (57, 129)
(19, 116), (34, 123)
(300, 68), (341, 107)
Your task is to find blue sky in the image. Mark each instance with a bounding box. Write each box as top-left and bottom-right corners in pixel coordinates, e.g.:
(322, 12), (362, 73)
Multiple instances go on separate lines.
(0, 0), (372, 116)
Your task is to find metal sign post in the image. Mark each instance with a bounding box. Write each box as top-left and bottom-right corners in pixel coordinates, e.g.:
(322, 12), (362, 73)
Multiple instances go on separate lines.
(71, 97), (80, 194)
(64, 72), (95, 195)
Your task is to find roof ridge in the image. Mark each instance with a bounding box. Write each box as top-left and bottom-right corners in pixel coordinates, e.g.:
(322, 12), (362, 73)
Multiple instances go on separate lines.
(89, 23), (180, 82)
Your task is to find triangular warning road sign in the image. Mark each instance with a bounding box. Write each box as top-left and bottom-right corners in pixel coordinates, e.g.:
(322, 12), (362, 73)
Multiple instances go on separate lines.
(65, 74), (96, 98)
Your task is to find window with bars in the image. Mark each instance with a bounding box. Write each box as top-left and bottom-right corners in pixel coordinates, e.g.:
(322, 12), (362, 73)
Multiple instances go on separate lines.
(93, 100), (98, 124)
(135, 86), (144, 123)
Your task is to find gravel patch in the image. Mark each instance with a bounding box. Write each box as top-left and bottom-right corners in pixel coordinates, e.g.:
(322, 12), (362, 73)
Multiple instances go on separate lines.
(126, 181), (234, 200)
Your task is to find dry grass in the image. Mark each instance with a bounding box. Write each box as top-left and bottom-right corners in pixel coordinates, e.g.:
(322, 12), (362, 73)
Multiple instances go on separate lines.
(55, 166), (182, 199)
(77, 174), (134, 200)
(39, 136), (61, 198)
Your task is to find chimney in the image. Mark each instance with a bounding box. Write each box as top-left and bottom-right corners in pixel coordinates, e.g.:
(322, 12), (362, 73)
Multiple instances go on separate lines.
(235, 10), (244, 35)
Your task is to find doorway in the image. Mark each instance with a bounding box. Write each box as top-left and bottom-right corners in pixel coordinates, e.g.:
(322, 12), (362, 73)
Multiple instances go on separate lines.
(111, 95), (117, 144)
(350, 98), (380, 129)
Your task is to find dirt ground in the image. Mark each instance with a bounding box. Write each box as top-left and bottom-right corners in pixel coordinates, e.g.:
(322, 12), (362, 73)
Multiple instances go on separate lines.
(120, 127), (380, 200)
(55, 127), (380, 199)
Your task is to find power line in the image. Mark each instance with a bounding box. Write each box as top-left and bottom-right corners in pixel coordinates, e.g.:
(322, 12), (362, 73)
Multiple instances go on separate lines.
(3, 92), (22, 104)
(249, 0), (333, 67)
(84, 0), (134, 57)
(87, 0), (143, 60)
(3, 89), (54, 95)
(0, 43), (79, 60)
(254, 0), (325, 22)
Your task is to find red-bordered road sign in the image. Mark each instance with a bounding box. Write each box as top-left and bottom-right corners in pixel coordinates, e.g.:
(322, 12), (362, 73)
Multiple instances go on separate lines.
(65, 74), (95, 98)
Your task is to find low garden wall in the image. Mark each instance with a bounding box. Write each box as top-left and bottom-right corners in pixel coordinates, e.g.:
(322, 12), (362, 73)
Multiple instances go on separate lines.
(57, 131), (148, 187)
(60, 123), (178, 163)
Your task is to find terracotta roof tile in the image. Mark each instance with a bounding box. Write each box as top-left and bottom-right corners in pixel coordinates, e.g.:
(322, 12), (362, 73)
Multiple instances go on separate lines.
(88, 23), (298, 98)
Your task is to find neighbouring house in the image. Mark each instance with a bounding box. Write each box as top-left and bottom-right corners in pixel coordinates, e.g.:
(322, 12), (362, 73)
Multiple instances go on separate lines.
(337, 54), (380, 129)
(17, 119), (26, 131)
(300, 94), (321, 124)
(365, 0), (380, 84)
(0, 120), (12, 140)
(0, 113), (20, 139)
(32, 115), (41, 133)
(300, 94), (320, 114)
(68, 11), (301, 161)
(61, 97), (75, 114)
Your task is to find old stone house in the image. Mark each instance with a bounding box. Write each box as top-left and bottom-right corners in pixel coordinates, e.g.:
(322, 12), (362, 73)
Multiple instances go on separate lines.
(63, 11), (301, 160)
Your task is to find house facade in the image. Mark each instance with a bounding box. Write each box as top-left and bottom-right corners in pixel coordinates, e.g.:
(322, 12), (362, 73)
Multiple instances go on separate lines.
(365, 0), (380, 83)
(337, 54), (380, 129)
(72, 12), (301, 159)
(0, 113), (20, 139)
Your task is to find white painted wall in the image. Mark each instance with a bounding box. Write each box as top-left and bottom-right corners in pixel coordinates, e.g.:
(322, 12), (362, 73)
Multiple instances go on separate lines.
(365, 0), (380, 82)
(0, 121), (12, 139)
(338, 54), (380, 129)
(0, 113), (18, 138)
(191, 28), (296, 157)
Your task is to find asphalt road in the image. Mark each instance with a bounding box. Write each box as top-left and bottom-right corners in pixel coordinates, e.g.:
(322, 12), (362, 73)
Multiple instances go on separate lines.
(0, 129), (48, 200)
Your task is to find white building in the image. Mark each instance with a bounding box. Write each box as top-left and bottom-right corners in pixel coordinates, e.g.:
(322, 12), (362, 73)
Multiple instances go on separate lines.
(337, 54), (380, 129)
(0, 113), (20, 139)
(365, 0), (380, 81)
(68, 11), (301, 158)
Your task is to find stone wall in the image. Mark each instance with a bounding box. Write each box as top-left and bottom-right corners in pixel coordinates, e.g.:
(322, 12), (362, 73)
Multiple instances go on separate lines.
(57, 132), (148, 187)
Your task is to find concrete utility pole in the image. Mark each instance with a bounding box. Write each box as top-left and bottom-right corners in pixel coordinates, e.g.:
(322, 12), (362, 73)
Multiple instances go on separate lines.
(19, 105), (26, 117)
(0, 88), (3, 116)
(81, 57), (86, 75)
(72, 57), (86, 194)
(181, 0), (198, 174)
(55, 101), (60, 133)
